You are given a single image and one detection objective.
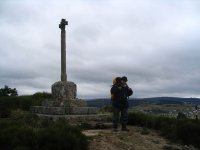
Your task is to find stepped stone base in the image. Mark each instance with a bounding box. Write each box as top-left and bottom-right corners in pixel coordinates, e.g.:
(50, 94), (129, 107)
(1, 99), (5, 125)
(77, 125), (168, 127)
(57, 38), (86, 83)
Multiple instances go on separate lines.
(31, 80), (110, 124)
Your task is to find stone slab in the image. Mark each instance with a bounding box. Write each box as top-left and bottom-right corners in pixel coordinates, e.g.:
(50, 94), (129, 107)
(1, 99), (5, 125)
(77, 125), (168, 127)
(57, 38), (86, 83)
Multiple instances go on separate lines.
(30, 106), (67, 115)
(30, 106), (98, 115)
(42, 99), (87, 107)
(36, 114), (111, 122)
(71, 107), (97, 115)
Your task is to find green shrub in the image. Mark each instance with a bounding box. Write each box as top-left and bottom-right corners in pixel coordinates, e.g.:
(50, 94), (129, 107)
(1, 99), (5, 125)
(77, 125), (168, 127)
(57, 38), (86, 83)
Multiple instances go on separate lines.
(31, 92), (52, 106)
(128, 112), (200, 148)
(0, 106), (11, 118)
(0, 118), (88, 150)
(176, 120), (200, 148)
(0, 92), (52, 118)
(177, 112), (187, 119)
(0, 96), (32, 112)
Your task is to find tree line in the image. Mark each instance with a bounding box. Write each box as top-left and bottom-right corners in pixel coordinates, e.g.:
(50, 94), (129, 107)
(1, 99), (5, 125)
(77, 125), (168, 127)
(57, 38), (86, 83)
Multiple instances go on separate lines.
(0, 85), (18, 96)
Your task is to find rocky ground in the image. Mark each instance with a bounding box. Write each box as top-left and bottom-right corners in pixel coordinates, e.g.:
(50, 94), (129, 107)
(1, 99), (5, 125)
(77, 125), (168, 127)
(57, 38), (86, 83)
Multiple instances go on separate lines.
(82, 126), (199, 150)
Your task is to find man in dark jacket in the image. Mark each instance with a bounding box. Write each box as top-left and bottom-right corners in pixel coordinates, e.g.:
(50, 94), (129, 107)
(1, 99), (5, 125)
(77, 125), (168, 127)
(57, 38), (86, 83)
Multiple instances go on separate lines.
(110, 76), (133, 131)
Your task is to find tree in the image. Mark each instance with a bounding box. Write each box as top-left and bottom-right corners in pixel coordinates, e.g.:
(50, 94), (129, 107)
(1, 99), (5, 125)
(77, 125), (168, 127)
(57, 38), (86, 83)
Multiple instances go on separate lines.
(0, 85), (18, 96)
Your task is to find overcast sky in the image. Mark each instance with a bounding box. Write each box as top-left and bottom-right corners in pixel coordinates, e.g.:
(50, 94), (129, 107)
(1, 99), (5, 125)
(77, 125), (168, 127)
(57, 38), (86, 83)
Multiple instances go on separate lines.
(0, 0), (200, 99)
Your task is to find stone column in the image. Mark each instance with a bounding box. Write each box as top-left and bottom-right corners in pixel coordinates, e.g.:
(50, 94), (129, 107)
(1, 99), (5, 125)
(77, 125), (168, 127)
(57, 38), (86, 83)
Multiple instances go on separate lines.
(52, 19), (78, 101)
(59, 19), (68, 81)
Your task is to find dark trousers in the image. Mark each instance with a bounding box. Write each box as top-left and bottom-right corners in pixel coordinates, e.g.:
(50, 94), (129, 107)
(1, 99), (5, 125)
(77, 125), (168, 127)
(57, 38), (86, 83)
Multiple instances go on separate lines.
(113, 107), (128, 129)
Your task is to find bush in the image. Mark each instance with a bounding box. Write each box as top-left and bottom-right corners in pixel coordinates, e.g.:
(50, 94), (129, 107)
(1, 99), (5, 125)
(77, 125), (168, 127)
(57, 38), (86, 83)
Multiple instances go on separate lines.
(177, 112), (187, 119)
(0, 117), (88, 150)
(0, 106), (11, 118)
(32, 92), (52, 106)
(128, 112), (200, 148)
(0, 96), (32, 118)
(176, 120), (200, 148)
(0, 92), (52, 118)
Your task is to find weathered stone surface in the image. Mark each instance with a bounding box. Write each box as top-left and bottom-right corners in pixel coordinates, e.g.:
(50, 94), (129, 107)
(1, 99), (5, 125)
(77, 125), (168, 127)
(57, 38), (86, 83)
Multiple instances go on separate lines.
(30, 106), (98, 115)
(52, 81), (76, 100)
(42, 100), (70, 107)
(59, 19), (68, 81)
(30, 106), (67, 115)
(69, 99), (87, 107)
(36, 114), (111, 122)
(42, 99), (87, 107)
(71, 107), (98, 115)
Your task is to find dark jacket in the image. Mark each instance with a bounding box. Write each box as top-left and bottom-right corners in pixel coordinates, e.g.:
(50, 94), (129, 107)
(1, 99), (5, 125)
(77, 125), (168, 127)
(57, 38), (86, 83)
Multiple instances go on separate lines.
(110, 84), (130, 109)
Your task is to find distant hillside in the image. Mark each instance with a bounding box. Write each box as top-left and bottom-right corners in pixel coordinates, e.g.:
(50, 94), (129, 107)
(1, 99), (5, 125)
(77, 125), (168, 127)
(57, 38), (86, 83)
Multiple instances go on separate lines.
(86, 97), (200, 108)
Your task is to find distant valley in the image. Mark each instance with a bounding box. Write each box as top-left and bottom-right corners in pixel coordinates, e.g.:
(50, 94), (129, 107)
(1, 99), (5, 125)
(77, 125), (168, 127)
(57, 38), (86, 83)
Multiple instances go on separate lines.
(86, 97), (200, 108)
(86, 97), (200, 119)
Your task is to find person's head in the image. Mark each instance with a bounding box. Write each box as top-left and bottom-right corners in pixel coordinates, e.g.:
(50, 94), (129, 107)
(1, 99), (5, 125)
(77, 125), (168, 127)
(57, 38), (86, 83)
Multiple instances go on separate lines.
(115, 77), (122, 85)
(122, 76), (128, 84)
(122, 76), (128, 82)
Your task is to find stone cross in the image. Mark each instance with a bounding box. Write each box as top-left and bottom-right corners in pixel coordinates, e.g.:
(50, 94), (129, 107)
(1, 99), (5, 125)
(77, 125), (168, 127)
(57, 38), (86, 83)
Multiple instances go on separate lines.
(59, 19), (68, 81)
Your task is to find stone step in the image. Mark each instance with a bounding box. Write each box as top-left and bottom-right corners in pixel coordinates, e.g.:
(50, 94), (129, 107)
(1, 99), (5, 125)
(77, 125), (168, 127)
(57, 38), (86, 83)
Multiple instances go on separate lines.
(36, 114), (111, 122)
(30, 106), (98, 115)
(42, 99), (87, 107)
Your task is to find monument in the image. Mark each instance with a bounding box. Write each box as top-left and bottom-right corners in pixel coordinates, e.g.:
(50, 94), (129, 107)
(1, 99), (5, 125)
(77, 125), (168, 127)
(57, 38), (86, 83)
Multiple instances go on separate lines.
(31, 19), (109, 123)
(50, 18), (86, 108)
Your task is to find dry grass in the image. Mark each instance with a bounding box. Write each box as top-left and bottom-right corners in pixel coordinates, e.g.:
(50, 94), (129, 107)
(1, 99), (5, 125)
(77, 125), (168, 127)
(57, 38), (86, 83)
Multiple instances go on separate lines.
(83, 126), (195, 150)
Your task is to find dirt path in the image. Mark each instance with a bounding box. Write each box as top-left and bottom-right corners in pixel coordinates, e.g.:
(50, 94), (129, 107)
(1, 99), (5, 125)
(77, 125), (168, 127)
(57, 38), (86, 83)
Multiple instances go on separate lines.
(82, 126), (198, 150)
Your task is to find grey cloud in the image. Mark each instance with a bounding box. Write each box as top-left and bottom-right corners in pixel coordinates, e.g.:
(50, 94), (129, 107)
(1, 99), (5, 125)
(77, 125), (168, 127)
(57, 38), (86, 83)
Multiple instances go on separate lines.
(0, 0), (200, 98)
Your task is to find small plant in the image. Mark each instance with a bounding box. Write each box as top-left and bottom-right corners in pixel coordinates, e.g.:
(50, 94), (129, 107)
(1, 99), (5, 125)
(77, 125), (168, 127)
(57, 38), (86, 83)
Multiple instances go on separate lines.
(141, 127), (150, 135)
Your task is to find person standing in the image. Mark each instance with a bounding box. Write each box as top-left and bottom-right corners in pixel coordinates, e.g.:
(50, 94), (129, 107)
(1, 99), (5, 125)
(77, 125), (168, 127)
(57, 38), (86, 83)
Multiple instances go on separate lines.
(121, 76), (133, 130)
(110, 76), (133, 131)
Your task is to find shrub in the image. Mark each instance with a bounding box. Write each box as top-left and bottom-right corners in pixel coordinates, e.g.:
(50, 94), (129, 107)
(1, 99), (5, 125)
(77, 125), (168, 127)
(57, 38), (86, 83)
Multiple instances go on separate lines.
(0, 92), (52, 118)
(128, 112), (200, 148)
(32, 92), (52, 106)
(0, 106), (11, 118)
(176, 120), (200, 148)
(177, 112), (187, 119)
(0, 118), (88, 150)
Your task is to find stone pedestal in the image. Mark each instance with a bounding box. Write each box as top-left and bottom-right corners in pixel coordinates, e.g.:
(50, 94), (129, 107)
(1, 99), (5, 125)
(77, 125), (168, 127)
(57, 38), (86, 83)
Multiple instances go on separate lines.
(52, 81), (76, 100)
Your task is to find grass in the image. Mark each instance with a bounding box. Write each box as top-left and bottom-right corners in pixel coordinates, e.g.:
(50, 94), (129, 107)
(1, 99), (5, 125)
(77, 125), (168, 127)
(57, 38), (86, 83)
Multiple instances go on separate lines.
(128, 111), (200, 149)
(0, 92), (51, 118)
(0, 112), (88, 150)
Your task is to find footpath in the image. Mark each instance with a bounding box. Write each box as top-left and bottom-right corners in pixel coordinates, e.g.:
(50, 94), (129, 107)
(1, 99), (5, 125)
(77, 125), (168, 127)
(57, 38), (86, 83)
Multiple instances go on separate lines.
(82, 126), (199, 150)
